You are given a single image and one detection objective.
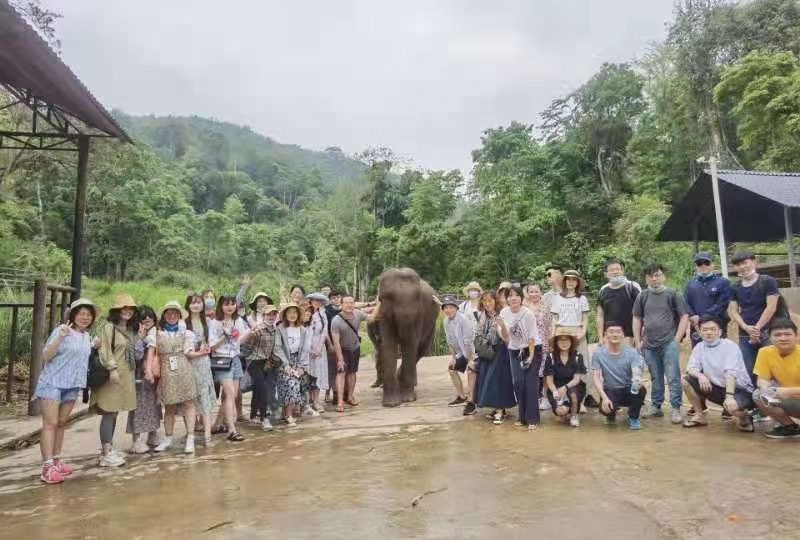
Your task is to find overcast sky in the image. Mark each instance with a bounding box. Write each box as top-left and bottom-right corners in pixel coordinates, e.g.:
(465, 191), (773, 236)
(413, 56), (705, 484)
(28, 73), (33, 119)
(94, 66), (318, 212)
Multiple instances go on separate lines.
(46, 0), (675, 173)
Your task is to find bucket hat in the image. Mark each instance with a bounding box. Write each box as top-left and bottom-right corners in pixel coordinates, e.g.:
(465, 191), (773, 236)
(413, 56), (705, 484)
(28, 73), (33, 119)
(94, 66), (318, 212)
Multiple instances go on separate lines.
(110, 293), (137, 310)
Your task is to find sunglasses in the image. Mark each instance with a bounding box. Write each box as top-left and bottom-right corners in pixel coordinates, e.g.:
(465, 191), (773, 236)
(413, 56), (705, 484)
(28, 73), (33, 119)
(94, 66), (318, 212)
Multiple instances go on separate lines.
(694, 260), (711, 266)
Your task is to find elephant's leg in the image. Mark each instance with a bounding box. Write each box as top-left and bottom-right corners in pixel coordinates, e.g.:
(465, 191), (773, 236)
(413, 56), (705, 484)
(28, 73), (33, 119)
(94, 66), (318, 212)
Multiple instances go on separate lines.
(380, 329), (401, 407)
(399, 335), (419, 403)
(373, 345), (383, 387)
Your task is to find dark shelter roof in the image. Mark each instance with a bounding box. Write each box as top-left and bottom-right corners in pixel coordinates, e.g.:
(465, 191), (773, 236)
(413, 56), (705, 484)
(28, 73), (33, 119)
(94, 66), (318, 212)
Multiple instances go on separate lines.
(658, 170), (800, 243)
(0, 0), (129, 141)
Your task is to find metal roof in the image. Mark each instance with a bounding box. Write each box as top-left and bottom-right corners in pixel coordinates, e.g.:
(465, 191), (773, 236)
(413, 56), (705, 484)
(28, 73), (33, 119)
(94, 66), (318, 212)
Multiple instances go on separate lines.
(657, 169), (800, 242)
(0, 0), (130, 141)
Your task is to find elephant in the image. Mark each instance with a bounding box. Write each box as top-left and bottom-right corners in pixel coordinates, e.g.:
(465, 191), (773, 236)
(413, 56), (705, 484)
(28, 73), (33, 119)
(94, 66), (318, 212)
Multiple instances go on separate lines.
(371, 267), (439, 407)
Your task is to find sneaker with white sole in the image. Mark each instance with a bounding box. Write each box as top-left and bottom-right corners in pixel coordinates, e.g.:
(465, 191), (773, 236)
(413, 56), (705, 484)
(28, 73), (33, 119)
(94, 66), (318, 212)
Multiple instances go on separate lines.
(98, 453), (126, 467)
(286, 416), (297, 427)
(570, 415), (580, 428)
(184, 435), (195, 454)
(262, 418), (274, 431)
(671, 410), (683, 424)
(153, 437), (173, 453)
(130, 437), (149, 455)
(539, 397), (550, 411)
(40, 463), (65, 484)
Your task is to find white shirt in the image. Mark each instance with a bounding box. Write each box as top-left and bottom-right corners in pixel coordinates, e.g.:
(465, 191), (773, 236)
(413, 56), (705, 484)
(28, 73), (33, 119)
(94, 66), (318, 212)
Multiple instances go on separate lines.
(550, 295), (589, 327)
(500, 306), (540, 351)
(687, 338), (754, 392)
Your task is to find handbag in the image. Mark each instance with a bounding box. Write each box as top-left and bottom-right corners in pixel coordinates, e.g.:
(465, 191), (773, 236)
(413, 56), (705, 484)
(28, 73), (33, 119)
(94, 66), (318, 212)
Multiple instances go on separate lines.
(210, 356), (234, 371)
(86, 346), (109, 389)
(473, 313), (495, 360)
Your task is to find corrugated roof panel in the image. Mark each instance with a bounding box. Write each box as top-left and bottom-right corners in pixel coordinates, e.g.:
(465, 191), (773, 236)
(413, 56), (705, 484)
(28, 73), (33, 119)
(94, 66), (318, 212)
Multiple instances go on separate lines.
(715, 169), (800, 207)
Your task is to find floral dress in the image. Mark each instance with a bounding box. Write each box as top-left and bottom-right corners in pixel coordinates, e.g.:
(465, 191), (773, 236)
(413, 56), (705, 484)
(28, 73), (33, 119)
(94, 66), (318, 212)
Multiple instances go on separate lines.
(127, 328), (162, 434)
(276, 325), (310, 407)
(188, 328), (216, 416)
(157, 328), (198, 405)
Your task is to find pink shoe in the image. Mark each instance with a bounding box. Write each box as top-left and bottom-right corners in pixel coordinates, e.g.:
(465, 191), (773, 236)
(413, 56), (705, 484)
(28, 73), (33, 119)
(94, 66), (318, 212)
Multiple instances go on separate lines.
(40, 463), (65, 484)
(53, 458), (73, 476)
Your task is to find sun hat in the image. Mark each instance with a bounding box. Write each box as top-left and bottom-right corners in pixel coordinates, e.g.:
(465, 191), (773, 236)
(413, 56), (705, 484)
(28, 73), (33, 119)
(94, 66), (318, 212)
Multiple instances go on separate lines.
(306, 292), (330, 304)
(549, 328), (580, 350)
(69, 297), (95, 312)
(248, 292), (274, 311)
(261, 305), (279, 314)
(110, 293), (137, 310)
(562, 270), (585, 288)
(160, 300), (185, 318)
(497, 281), (513, 292)
(462, 281), (483, 297)
(280, 302), (302, 320)
(440, 295), (460, 309)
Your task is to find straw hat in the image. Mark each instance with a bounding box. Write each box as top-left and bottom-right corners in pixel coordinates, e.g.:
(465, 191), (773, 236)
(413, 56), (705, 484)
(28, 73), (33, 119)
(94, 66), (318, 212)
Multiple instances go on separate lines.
(261, 305), (279, 315)
(248, 292), (274, 311)
(69, 297), (95, 311)
(160, 300), (186, 319)
(497, 281), (513, 292)
(462, 281), (483, 297)
(562, 270), (585, 288)
(280, 302), (302, 321)
(306, 292), (330, 305)
(110, 293), (137, 310)
(549, 328), (579, 350)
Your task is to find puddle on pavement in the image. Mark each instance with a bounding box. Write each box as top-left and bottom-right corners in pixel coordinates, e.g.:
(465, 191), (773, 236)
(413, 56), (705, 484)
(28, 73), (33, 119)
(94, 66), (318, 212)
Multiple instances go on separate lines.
(0, 413), (798, 539)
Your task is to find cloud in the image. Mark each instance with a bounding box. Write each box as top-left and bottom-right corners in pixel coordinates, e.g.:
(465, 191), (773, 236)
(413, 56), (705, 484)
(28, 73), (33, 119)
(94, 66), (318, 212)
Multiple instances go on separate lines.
(45, 0), (675, 173)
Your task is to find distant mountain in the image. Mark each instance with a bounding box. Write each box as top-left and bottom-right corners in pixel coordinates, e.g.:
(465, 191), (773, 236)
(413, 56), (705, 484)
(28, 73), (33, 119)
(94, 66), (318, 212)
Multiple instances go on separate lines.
(112, 111), (365, 186)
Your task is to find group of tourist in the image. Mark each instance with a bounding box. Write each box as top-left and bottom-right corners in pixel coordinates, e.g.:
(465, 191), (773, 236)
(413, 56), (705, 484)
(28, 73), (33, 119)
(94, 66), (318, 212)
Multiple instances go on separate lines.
(33, 282), (374, 484)
(30, 251), (799, 485)
(442, 252), (799, 438)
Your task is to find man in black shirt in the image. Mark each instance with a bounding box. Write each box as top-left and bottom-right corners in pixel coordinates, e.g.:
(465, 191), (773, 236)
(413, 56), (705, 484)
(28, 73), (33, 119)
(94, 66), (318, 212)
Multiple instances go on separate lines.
(596, 259), (641, 344)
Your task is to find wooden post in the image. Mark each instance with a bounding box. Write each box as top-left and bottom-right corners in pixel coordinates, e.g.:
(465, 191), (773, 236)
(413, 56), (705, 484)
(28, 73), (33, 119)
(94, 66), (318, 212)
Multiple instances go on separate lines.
(28, 280), (48, 416)
(48, 288), (58, 335)
(60, 291), (70, 323)
(5, 307), (18, 403)
(70, 135), (90, 301)
(786, 206), (797, 287)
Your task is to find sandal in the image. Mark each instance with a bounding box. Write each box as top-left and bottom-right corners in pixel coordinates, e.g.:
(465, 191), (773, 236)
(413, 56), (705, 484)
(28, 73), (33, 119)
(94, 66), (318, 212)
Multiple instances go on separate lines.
(211, 425), (228, 435)
(336, 403), (345, 413)
(682, 416), (708, 428)
(345, 398), (359, 407)
(227, 432), (245, 442)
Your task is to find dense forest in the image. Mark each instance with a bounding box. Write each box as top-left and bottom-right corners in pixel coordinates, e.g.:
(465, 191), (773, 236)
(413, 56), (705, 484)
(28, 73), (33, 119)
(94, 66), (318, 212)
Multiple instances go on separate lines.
(2, 0), (800, 302)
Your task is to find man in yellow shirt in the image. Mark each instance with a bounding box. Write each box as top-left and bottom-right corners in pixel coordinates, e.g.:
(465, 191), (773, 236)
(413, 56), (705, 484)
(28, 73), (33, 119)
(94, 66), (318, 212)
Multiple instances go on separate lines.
(752, 318), (800, 439)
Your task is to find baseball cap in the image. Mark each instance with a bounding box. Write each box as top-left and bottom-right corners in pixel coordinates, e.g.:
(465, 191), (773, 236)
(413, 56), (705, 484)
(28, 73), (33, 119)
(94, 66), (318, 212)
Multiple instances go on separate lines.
(694, 252), (713, 264)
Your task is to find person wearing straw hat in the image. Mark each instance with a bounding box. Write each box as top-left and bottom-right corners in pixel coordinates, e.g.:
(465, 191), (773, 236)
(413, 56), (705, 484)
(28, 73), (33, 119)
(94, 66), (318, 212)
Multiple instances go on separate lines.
(549, 270), (594, 409)
(459, 281), (483, 321)
(241, 303), (280, 431)
(274, 303), (311, 427)
(92, 293), (138, 467)
(34, 298), (97, 484)
(126, 305), (163, 454)
(544, 329), (587, 427)
(153, 301), (199, 454)
(496, 281), (513, 311)
(246, 292), (275, 327)
(307, 292), (331, 415)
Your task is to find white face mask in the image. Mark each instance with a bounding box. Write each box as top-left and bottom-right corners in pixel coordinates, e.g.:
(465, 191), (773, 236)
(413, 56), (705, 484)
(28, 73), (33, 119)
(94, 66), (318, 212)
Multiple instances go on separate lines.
(468, 290), (480, 300)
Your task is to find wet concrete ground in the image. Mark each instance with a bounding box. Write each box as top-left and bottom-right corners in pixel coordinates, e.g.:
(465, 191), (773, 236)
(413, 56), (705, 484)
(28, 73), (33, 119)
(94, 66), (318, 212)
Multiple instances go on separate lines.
(0, 356), (798, 539)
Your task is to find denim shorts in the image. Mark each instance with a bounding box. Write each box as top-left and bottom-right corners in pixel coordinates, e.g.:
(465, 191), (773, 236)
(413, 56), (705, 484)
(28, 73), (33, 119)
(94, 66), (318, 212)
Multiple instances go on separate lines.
(213, 356), (244, 383)
(34, 381), (80, 403)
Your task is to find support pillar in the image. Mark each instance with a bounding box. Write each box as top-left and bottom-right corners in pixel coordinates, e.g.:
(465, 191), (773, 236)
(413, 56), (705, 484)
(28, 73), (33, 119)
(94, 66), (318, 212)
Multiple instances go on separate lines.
(70, 136), (90, 301)
(786, 206), (797, 287)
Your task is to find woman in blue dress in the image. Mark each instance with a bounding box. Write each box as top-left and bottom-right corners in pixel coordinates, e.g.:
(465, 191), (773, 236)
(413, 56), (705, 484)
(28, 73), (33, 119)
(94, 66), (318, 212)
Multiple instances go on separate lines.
(476, 291), (516, 425)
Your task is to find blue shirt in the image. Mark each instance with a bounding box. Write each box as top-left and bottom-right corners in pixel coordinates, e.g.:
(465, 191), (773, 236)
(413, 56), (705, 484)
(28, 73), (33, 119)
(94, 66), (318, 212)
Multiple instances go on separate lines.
(591, 346), (644, 389)
(684, 273), (732, 321)
(733, 274), (779, 326)
(39, 327), (91, 389)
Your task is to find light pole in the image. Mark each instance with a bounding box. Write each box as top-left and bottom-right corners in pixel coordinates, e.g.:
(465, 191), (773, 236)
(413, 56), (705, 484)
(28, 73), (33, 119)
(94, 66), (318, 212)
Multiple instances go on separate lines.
(698, 156), (729, 278)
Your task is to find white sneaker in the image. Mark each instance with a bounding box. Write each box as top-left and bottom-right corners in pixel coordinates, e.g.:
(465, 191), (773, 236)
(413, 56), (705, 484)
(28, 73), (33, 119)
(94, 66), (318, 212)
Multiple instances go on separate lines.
(261, 418), (273, 431)
(184, 435), (195, 454)
(153, 437), (173, 453)
(539, 397), (550, 411)
(99, 453), (126, 467)
(570, 415), (580, 428)
(130, 437), (149, 455)
(671, 409), (683, 425)
(286, 416), (297, 427)
(303, 405), (318, 417)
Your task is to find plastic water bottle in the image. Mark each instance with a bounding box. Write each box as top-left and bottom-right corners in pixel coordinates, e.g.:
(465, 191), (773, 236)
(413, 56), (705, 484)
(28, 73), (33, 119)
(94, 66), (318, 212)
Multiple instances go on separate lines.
(630, 374), (641, 395)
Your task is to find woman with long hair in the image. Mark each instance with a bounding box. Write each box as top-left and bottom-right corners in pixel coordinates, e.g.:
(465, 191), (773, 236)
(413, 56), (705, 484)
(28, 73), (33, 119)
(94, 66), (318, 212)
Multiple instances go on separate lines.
(126, 305), (162, 454)
(153, 302), (199, 453)
(544, 331), (587, 427)
(93, 293), (138, 467)
(500, 286), (541, 431)
(475, 291), (516, 425)
(185, 293), (218, 446)
(209, 295), (251, 442)
(34, 298), (97, 483)
(274, 303), (310, 427)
